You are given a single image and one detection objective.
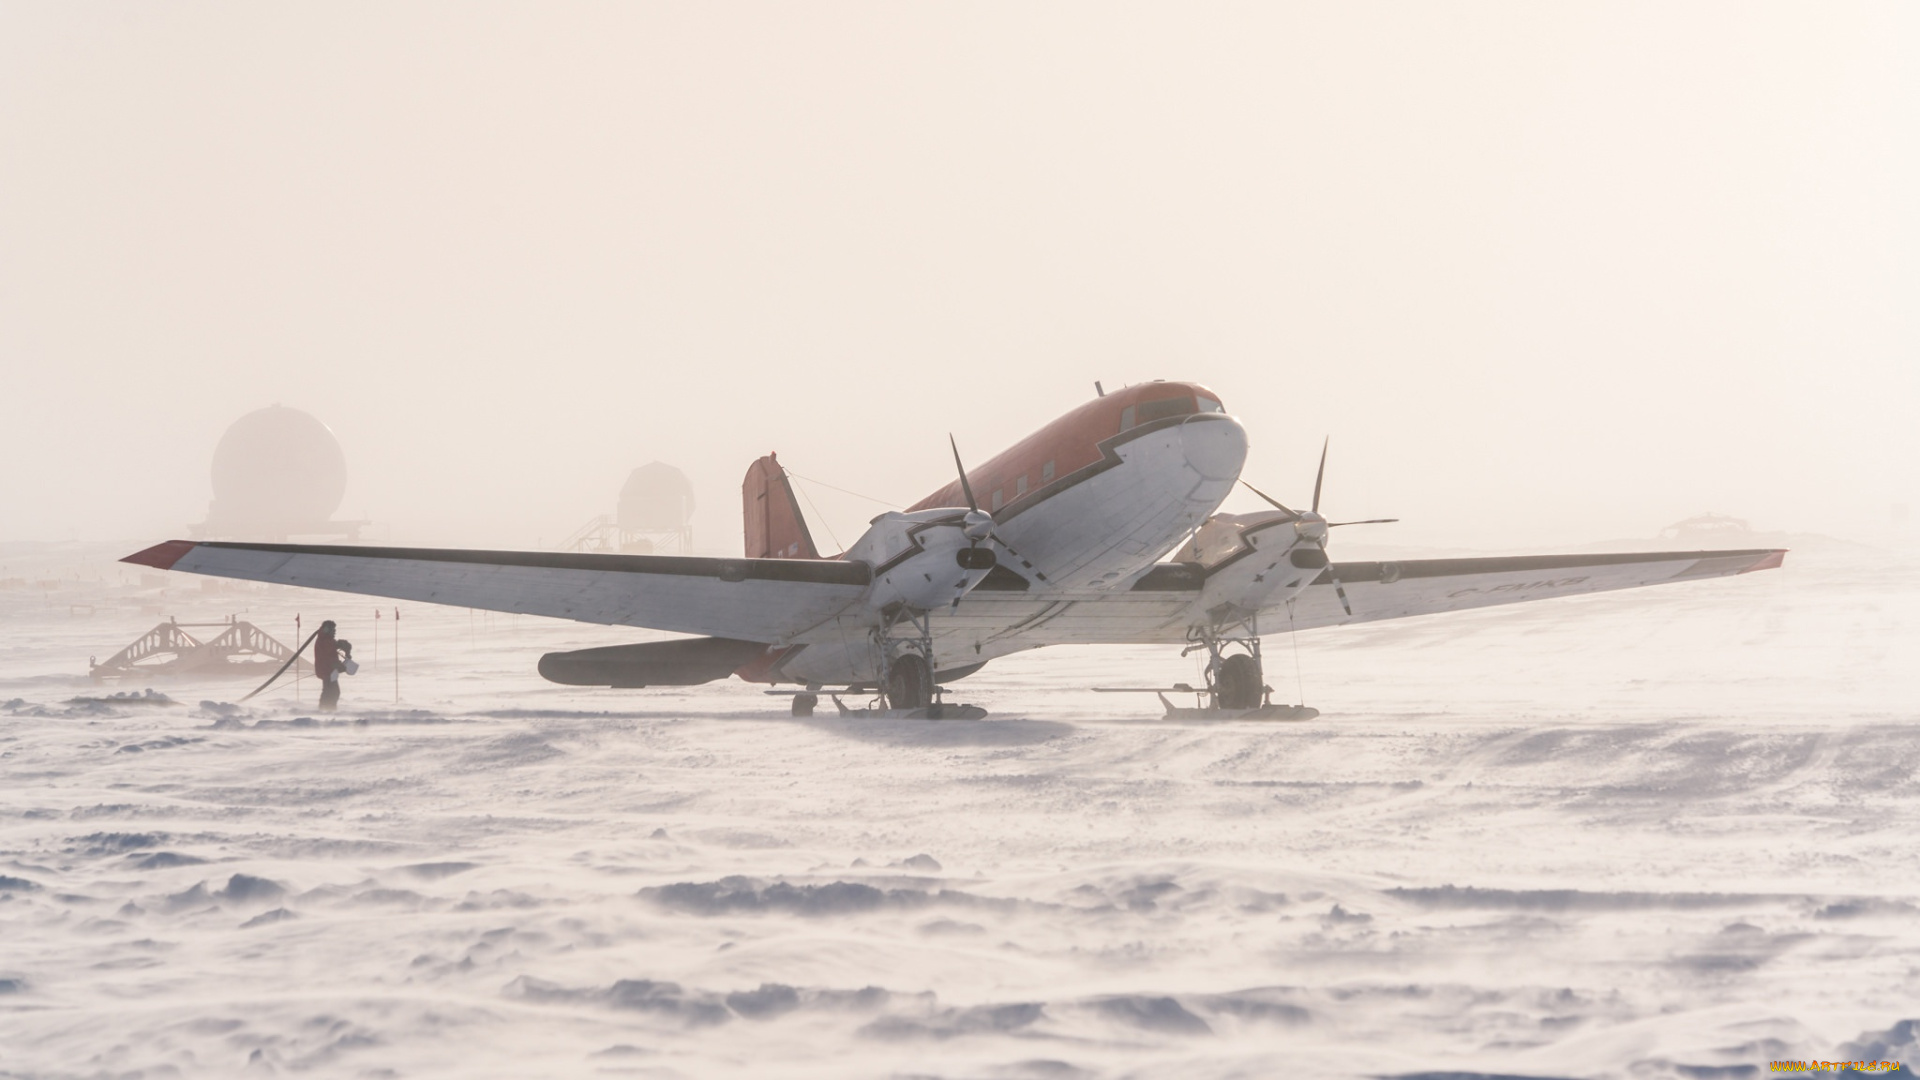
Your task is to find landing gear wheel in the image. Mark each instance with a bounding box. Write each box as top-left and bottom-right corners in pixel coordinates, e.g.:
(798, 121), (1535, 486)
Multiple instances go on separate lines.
(791, 693), (818, 717)
(1215, 654), (1264, 710)
(886, 653), (932, 711)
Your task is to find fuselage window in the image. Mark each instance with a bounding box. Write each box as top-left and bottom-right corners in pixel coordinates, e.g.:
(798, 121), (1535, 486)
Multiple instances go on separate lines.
(1016, 475), (1028, 497)
(1042, 460), (1055, 482)
(1196, 397), (1224, 413)
(1120, 405), (1135, 431)
(991, 488), (1004, 511)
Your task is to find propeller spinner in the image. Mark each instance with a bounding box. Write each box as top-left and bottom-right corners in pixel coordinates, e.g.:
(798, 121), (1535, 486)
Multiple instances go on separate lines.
(948, 435), (1048, 584)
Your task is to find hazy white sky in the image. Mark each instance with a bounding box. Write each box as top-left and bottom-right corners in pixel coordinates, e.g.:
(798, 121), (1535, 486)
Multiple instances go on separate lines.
(2, 3), (1914, 553)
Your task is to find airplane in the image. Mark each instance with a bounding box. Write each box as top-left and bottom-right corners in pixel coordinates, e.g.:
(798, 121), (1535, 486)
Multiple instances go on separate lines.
(124, 382), (1785, 718)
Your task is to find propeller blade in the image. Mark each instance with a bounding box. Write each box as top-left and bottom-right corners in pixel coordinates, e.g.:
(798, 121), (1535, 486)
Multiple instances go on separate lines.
(1327, 518), (1399, 528)
(1239, 480), (1298, 518)
(1330, 572), (1353, 617)
(1311, 436), (1328, 515)
(949, 434), (978, 513)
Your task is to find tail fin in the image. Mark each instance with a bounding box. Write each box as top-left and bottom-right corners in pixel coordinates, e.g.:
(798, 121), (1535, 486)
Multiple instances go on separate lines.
(742, 453), (823, 559)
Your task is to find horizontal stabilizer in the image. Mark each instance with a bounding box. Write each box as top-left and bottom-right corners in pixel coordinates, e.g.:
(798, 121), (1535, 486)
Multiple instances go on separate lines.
(537, 637), (769, 688)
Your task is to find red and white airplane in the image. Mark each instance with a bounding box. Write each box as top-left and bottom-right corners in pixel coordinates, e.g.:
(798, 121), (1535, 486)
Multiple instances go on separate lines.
(125, 382), (1784, 716)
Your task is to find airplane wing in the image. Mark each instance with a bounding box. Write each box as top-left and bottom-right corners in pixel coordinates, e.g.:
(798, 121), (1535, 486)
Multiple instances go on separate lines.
(900, 548), (1786, 657)
(125, 540), (1785, 676)
(1262, 547), (1787, 633)
(122, 540), (872, 644)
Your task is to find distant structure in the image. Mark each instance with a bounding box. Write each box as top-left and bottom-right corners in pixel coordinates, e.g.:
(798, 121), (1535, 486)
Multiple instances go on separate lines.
(191, 405), (365, 540)
(1660, 513), (1754, 542)
(561, 462), (695, 554)
(90, 617), (309, 682)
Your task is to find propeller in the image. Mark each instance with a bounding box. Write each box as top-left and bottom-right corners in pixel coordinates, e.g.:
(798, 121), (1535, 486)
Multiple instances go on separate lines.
(1243, 437), (1400, 617)
(1311, 436), (1328, 514)
(1238, 480), (1299, 520)
(1311, 440), (1399, 532)
(1329, 570), (1354, 617)
(948, 435), (1049, 590)
(949, 435), (995, 543)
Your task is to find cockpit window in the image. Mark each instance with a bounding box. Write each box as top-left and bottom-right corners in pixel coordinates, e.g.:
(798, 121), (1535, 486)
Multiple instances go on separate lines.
(1143, 396), (1193, 422)
(1196, 396), (1223, 413)
(1120, 395), (1202, 432)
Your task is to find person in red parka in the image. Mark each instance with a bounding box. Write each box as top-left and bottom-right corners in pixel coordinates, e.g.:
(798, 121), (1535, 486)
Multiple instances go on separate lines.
(314, 620), (344, 712)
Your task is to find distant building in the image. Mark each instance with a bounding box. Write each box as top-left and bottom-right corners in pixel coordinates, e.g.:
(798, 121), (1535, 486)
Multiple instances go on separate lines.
(562, 462), (694, 554)
(1659, 513), (1753, 542)
(191, 405), (365, 541)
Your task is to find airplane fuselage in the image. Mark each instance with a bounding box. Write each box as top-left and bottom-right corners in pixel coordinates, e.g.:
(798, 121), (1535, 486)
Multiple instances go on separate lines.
(760, 382), (1250, 684)
(913, 381), (1248, 590)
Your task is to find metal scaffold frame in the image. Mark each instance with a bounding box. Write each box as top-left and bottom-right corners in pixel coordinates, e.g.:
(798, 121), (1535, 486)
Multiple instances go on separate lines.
(89, 617), (310, 682)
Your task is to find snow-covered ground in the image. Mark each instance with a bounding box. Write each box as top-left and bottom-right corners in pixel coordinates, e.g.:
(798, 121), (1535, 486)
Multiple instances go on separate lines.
(2, 542), (1917, 1079)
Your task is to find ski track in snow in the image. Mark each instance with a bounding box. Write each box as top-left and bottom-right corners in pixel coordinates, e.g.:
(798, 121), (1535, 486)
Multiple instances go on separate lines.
(1, 545), (1917, 1079)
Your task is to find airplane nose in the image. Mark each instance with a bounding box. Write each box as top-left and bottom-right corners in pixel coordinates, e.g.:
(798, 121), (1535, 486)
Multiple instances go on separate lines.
(1179, 415), (1248, 482)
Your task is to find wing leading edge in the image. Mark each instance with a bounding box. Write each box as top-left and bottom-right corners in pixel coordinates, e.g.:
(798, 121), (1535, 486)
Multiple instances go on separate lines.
(122, 540), (871, 644)
(1264, 547), (1786, 633)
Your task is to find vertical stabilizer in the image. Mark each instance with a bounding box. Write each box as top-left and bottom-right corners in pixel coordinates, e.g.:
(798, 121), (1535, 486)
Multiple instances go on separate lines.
(742, 453), (823, 559)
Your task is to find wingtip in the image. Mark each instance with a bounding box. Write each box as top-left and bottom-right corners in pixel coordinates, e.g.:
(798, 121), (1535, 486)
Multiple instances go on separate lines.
(122, 540), (196, 571)
(1741, 549), (1788, 573)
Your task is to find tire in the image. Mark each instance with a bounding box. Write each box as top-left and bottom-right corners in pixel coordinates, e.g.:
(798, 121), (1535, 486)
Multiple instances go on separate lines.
(791, 693), (818, 717)
(887, 653), (932, 710)
(1216, 654), (1264, 710)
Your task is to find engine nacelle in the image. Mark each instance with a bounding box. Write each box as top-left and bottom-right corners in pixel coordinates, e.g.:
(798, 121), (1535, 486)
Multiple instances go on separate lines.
(1176, 511), (1321, 623)
(846, 508), (999, 612)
